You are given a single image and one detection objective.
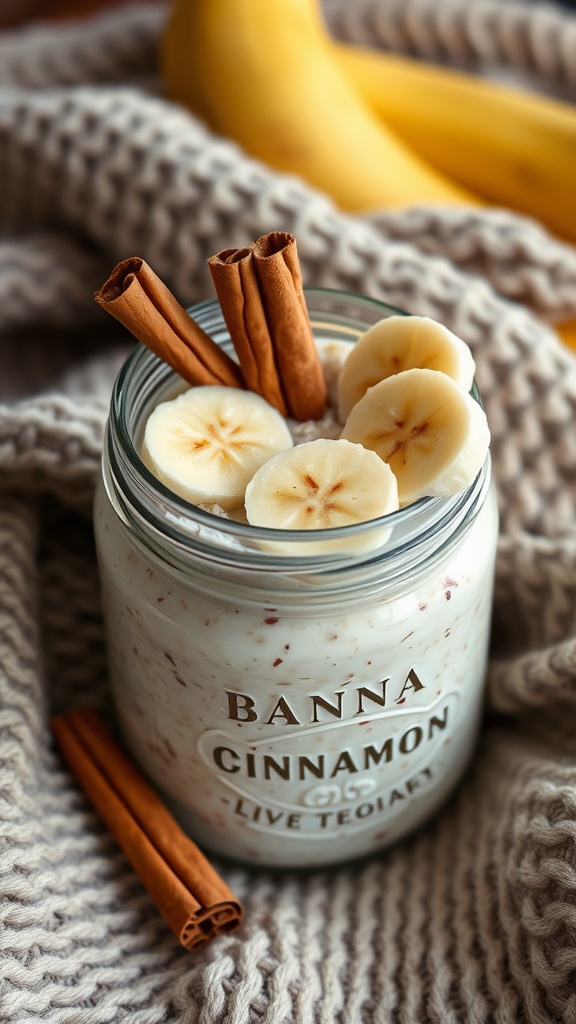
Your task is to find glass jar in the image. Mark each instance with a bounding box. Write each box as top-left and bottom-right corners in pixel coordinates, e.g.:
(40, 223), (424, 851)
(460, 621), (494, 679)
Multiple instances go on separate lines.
(94, 288), (498, 869)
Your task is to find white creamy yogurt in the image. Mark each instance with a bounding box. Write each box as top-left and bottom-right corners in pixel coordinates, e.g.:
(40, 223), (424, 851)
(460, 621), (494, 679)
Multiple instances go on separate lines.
(94, 289), (498, 868)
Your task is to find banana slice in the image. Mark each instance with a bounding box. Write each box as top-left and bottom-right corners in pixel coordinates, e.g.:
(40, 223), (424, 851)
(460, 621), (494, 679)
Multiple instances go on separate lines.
(340, 368), (490, 505)
(244, 437), (399, 554)
(143, 385), (293, 509)
(337, 315), (476, 421)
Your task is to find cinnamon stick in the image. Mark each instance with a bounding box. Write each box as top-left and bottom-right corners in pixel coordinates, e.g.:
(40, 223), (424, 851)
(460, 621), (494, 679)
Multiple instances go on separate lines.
(253, 232), (327, 421)
(209, 232), (327, 421)
(51, 708), (243, 951)
(208, 247), (288, 416)
(95, 257), (244, 390)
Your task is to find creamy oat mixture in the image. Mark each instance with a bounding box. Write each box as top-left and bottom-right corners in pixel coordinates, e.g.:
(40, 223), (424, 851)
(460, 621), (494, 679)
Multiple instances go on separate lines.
(95, 477), (497, 866)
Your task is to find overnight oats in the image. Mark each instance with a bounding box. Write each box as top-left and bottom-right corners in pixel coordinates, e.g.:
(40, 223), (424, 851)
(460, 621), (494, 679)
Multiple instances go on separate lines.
(94, 238), (498, 868)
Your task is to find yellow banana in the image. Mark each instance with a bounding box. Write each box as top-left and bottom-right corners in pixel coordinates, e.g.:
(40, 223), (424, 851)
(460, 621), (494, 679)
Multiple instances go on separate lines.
(160, 0), (475, 213)
(334, 42), (576, 244)
(556, 319), (576, 352)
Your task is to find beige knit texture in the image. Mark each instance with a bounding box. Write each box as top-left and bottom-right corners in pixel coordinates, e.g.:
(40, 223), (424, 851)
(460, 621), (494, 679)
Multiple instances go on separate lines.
(2, 2), (576, 1021)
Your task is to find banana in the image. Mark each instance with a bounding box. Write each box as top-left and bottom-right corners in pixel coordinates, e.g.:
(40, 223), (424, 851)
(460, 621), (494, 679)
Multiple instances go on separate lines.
(161, 0), (475, 212)
(556, 318), (576, 353)
(337, 315), (475, 421)
(244, 437), (399, 553)
(142, 385), (293, 510)
(340, 368), (490, 505)
(334, 42), (576, 244)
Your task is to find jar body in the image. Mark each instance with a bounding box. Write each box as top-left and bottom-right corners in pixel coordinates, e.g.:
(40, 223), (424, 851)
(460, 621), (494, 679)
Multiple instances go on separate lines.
(95, 289), (498, 868)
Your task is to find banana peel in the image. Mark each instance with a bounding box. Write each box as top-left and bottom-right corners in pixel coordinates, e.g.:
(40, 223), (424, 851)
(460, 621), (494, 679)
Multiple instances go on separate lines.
(160, 1), (576, 357)
(160, 0), (476, 213)
(334, 42), (576, 245)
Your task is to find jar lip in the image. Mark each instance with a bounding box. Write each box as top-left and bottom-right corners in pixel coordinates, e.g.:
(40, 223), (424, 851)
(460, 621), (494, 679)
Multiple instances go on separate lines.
(107, 288), (489, 573)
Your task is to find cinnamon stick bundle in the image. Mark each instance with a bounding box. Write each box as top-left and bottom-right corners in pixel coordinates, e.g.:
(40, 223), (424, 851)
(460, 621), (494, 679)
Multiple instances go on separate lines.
(95, 257), (244, 390)
(51, 708), (243, 951)
(209, 231), (327, 421)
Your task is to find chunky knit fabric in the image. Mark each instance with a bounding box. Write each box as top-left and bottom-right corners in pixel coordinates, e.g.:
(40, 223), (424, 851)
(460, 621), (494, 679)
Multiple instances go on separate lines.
(2, 2), (576, 1021)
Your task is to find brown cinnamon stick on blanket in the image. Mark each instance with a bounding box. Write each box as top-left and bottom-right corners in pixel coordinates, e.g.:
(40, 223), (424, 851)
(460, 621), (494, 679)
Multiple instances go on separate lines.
(209, 231), (327, 421)
(51, 708), (243, 951)
(95, 257), (244, 389)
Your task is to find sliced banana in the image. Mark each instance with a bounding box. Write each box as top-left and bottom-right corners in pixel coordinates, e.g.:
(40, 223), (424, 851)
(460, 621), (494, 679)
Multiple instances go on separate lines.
(337, 315), (476, 421)
(340, 367), (490, 505)
(244, 437), (399, 554)
(142, 385), (293, 509)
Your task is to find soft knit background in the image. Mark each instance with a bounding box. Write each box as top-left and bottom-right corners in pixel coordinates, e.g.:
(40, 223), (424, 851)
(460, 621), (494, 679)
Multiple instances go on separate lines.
(2, 1), (576, 1021)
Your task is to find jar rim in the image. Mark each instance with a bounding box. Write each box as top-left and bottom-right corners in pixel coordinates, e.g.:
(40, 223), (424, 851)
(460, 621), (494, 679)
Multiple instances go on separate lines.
(105, 287), (490, 579)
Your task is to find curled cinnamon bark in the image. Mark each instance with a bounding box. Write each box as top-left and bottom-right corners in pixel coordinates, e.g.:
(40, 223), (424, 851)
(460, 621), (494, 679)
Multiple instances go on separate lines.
(51, 708), (243, 951)
(207, 246), (288, 416)
(95, 257), (244, 389)
(209, 232), (327, 421)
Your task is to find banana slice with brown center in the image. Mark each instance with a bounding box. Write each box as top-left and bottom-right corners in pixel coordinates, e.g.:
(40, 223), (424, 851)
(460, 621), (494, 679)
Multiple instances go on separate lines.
(340, 367), (490, 504)
(338, 315), (476, 421)
(142, 385), (293, 509)
(244, 437), (400, 553)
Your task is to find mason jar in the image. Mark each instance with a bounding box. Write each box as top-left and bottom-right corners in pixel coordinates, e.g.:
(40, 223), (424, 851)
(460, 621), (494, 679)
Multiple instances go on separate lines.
(94, 288), (498, 869)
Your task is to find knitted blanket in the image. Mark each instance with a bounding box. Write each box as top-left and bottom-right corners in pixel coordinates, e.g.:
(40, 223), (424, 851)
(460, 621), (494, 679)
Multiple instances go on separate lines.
(2, 2), (576, 1021)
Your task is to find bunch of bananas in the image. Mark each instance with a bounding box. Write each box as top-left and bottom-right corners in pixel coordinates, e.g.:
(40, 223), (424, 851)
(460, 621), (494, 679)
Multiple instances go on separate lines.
(161, 0), (576, 342)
